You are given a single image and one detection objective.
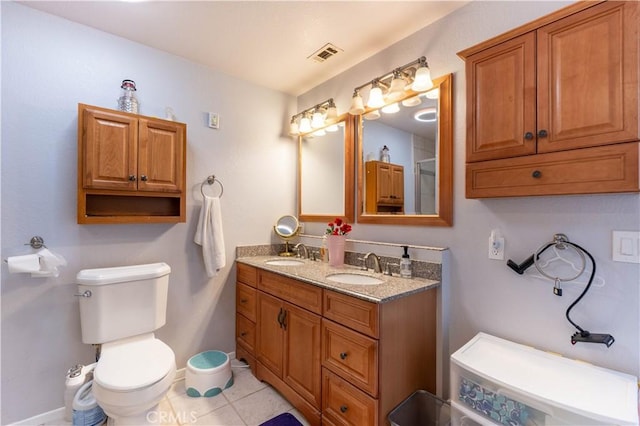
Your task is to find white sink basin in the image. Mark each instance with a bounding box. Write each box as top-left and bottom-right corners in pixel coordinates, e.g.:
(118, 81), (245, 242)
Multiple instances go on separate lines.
(326, 273), (383, 285)
(265, 259), (304, 266)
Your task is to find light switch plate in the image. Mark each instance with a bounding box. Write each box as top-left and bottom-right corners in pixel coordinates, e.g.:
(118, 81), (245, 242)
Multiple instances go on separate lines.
(612, 231), (640, 263)
(208, 112), (219, 129)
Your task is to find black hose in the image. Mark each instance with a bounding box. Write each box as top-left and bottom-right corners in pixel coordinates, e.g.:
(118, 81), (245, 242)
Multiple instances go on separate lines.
(563, 241), (596, 334)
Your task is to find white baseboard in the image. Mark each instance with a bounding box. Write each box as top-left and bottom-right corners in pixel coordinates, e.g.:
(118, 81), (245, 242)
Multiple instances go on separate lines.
(9, 407), (66, 426)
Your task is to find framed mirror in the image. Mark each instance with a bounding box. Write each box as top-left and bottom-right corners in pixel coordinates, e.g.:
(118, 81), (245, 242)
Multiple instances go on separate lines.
(356, 73), (453, 226)
(298, 114), (355, 223)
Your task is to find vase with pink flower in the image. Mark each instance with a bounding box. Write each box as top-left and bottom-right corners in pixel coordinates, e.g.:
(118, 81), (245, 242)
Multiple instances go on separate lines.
(325, 218), (352, 267)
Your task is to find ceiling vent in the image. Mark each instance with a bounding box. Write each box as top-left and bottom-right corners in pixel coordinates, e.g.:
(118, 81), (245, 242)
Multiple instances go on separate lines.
(308, 43), (343, 63)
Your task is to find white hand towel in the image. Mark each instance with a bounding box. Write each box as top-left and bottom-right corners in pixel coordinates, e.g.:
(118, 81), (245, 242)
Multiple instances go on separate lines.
(194, 195), (226, 277)
(7, 254), (40, 274)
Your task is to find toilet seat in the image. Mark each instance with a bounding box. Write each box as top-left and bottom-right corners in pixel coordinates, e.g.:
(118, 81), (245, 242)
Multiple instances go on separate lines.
(94, 335), (174, 392)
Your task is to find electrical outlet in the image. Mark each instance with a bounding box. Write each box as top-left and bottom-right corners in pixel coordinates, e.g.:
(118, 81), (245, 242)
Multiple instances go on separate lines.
(488, 230), (505, 260)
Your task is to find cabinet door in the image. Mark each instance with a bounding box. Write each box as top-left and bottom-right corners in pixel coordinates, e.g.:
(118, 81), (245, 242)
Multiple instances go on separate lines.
(82, 106), (138, 189)
(375, 163), (393, 202)
(138, 118), (185, 193)
(537, 1), (639, 153)
(256, 292), (284, 377)
(283, 302), (322, 409)
(466, 32), (537, 162)
(390, 165), (404, 203)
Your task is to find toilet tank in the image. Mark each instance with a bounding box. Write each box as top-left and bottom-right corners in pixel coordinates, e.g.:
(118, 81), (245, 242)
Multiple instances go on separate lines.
(76, 263), (171, 344)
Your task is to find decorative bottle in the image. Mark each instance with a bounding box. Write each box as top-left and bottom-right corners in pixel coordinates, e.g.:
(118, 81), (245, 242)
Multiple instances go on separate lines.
(381, 145), (390, 163)
(117, 79), (139, 114)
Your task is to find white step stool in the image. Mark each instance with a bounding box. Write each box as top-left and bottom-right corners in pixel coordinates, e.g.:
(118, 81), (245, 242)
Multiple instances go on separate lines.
(185, 350), (233, 397)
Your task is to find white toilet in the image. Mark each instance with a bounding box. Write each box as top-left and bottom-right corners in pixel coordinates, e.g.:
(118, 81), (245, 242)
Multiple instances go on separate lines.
(76, 263), (176, 425)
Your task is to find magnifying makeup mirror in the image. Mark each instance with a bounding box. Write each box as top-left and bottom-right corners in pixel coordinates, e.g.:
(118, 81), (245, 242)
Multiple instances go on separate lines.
(274, 215), (300, 256)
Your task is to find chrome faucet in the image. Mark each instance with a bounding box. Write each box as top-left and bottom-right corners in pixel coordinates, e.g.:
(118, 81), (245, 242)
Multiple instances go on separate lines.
(362, 252), (382, 273)
(293, 243), (308, 259)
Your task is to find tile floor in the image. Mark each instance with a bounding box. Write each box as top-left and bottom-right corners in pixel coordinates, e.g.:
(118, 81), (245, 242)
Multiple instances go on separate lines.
(43, 362), (309, 426)
(158, 362), (309, 426)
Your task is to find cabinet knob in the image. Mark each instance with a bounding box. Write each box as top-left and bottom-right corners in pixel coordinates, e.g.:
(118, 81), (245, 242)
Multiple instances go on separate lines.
(240, 298), (248, 303)
(532, 170), (542, 179)
(140, 175), (148, 181)
(128, 175), (137, 181)
(240, 332), (247, 337)
(340, 405), (348, 413)
(524, 132), (534, 140)
(339, 352), (348, 360)
(537, 129), (548, 138)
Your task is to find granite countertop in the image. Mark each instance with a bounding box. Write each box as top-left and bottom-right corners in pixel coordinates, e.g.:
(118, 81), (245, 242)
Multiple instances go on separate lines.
(236, 255), (440, 303)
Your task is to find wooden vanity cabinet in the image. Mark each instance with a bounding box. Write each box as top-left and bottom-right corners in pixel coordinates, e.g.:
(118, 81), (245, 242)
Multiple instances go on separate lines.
(460, 1), (639, 198)
(255, 269), (323, 425)
(365, 161), (404, 214)
(236, 263), (258, 375)
(235, 263), (438, 426)
(321, 289), (436, 426)
(77, 103), (186, 223)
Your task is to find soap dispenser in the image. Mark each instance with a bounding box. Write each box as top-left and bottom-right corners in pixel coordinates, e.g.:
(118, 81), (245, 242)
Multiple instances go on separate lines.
(400, 245), (412, 278)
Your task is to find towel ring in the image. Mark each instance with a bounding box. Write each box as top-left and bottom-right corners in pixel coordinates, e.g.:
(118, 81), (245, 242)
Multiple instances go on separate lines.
(200, 175), (224, 198)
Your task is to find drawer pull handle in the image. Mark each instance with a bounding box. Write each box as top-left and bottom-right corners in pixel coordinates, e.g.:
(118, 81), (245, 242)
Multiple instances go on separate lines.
(340, 405), (348, 413)
(537, 129), (548, 138)
(339, 352), (348, 360)
(240, 332), (247, 337)
(524, 132), (534, 140)
(532, 170), (542, 179)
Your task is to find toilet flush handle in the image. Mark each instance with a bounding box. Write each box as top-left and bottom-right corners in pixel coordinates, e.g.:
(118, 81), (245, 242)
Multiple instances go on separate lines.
(74, 290), (92, 298)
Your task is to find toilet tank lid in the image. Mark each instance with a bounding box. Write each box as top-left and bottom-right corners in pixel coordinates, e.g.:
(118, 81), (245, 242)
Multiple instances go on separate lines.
(77, 263), (171, 285)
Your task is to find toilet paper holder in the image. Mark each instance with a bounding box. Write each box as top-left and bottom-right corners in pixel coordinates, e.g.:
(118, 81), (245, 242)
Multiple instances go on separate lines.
(3, 236), (47, 263)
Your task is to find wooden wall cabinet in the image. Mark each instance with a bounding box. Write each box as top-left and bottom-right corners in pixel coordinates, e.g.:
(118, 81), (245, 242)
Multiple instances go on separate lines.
(365, 161), (404, 214)
(459, 1), (639, 198)
(235, 263), (437, 426)
(77, 103), (186, 223)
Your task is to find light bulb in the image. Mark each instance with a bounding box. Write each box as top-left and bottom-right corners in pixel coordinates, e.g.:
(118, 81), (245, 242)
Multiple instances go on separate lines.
(381, 103), (400, 114)
(402, 96), (422, 107)
(311, 109), (325, 128)
(367, 85), (385, 108)
(299, 115), (312, 133)
(364, 110), (380, 120)
(289, 118), (299, 136)
(411, 64), (433, 92)
(387, 76), (406, 101)
(326, 124), (339, 132)
(349, 91), (365, 115)
(425, 87), (439, 99)
(326, 105), (338, 122)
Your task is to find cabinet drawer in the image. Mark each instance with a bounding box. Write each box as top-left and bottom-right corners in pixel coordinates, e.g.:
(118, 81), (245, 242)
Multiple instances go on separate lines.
(466, 142), (640, 198)
(236, 314), (255, 352)
(322, 319), (378, 396)
(237, 263), (258, 287)
(258, 270), (322, 314)
(236, 282), (257, 322)
(323, 290), (379, 338)
(322, 369), (378, 426)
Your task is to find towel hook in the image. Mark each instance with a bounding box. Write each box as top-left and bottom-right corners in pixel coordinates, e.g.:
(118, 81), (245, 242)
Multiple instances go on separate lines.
(200, 175), (224, 198)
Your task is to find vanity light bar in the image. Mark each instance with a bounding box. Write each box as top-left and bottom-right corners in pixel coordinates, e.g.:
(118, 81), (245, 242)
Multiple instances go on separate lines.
(289, 98), (337, 136)
(349, 56), (434, 115)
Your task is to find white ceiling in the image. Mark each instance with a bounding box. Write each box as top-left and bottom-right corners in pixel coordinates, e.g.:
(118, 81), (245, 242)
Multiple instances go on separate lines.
(19, 1), (468, 96)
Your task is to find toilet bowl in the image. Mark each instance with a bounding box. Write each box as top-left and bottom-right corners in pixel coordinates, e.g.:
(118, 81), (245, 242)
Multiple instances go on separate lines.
(92, 334), (176, 424)
(76, 263), (175, 425)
